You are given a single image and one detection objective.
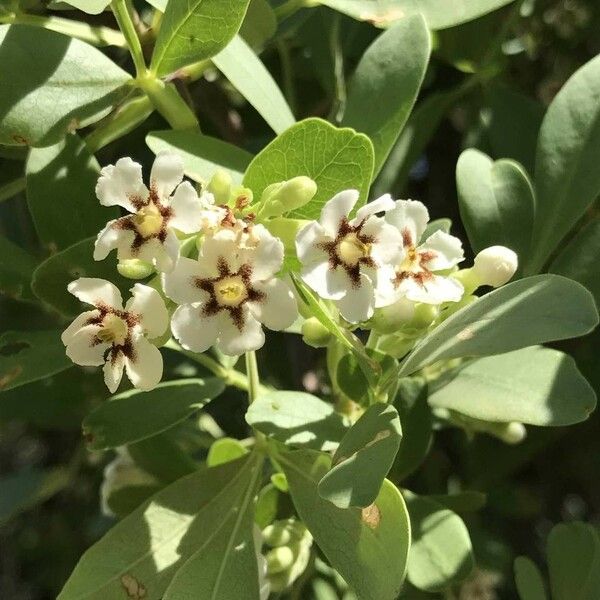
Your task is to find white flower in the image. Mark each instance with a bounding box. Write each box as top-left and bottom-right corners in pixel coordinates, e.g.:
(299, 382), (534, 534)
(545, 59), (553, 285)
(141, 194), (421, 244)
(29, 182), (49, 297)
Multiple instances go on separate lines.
(61, 278), (169, 393)
(94, 152), (214, 272)
(295, 190), (403, 323)
(385, 200), (465, 304)
(163, 225), (297, 356)
(473, 245), (518, 287)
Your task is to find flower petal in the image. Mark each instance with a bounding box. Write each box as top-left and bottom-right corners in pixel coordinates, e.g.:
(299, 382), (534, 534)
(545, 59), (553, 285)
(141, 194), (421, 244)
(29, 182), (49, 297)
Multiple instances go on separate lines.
(386, 199), (429, 247)
(162, 257), (205, 305)
(217, 310), (265, 355)
(363, 219), (404, 266)
(419, 230), (464, 271)
(402, 275), (464, 304)
(150, 151), (184, 200)
(61, 310), (99, 346)
(200, 229), (241, 276)
(103, 354), (125, 394)
(295, 221), (328, 265)
(353, 193), (394, 223)
(249, 278), (298, 331)
(65, 325), (107, 366)
(335, 274), (375, 323)
(243, 225), (284, 280)
(170, 181), (203, 234)
(300, 261), (347, 300)
(95, 157), (148, 212)
(320, 190), (359, 235)
(68, 278), (123, 309)
(125, 335), (163, 391)
(372, 264), (398, 308)
(125, 284), (169, 339)
(133, 232), (180, 273)
(94, 220), (134, 261)
(171, 303), (220, 353)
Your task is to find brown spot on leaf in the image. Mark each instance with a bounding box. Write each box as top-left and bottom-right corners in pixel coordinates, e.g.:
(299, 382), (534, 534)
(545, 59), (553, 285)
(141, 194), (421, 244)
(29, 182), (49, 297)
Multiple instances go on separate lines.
(12, 134), (28, 145)
(365, 429), (391, 448)
(361, 8), (405, 27)
(121, 574), (147, 599)
(361, 503), (381, 529)
(457, 327), (475, 341)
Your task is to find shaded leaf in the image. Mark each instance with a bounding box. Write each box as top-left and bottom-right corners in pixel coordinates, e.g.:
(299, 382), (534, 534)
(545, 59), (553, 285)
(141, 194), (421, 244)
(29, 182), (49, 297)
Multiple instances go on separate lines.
(207, 437), (249, 467)
(0, 235), (37, 302)
(514, 556), (548, 600)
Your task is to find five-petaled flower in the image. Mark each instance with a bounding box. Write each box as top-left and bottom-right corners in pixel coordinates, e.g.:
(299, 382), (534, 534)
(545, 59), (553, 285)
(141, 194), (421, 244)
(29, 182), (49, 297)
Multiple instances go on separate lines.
(164, 224), (297, 355)
(295, 190), (402, 323)
(94, 152), (212, 272)
(61, 278), (169, 393)
(384, 199), (464, 304)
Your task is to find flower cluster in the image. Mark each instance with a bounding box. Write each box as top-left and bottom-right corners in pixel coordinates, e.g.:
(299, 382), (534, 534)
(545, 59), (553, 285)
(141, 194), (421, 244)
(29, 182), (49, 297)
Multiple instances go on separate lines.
(62, 152), (518, 394)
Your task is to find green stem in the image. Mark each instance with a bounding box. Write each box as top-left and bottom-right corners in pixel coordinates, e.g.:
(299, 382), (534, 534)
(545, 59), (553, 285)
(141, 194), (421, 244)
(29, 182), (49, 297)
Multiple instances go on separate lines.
(111, 0), (146, 76)
(0, 177), (25, 203)
(245, 351), (260, 404)
(0, 12), (126, 47)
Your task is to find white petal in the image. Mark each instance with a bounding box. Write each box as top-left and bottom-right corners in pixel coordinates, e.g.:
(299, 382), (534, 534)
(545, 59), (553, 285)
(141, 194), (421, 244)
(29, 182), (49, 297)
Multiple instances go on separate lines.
(243, 225), (284, 280)
(68, 278), (123, 309)
(199, 229), (241, 276)
(94, 220), (134, 261)
(133, 233), (180, 273)
(65, 325), (107, 366)
(125, 284), (169, 339)
(419, 230), (464, 271)
(335, 274), (375, 323)
(162, 257), (204, 305)
(403, 275), (464, 304)
(61, 310), (99, 346)
(150, 151), (184, 200)
(364, 219), (404, 266)
(386, 200), (429, 246)
(171, 303), (220, 353)
(353, 194), (394, 223)
(300, 261), (348, 300)
(372, 264), (398, 308)
(103, 354), (125, 394)
(169, 181), (203, 234)
(320, 190), (359, 235)
(95, 158), (148, 212)
(125, 335), (163, 391)
(217, 310), (265, 355)
(295, 221), (329, 265)
(249, 278), (298, 331)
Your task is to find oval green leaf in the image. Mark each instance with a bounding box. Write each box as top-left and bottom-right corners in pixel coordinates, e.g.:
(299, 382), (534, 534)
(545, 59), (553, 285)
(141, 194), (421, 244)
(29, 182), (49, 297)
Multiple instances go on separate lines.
(514, 556), (548, 600)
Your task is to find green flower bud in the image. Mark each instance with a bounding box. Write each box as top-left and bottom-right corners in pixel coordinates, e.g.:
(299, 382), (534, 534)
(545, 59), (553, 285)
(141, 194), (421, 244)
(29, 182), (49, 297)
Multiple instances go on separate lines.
(258, 176), (317, 219)
(410, 303), (439, 329)
(263, 522), (293, 547)
(371, 299), (415, 333)
(266, 546), (295, 575)
(302, 317), (331, 348)
(117, 259), (154, 280)
(207, 169), (232, 205)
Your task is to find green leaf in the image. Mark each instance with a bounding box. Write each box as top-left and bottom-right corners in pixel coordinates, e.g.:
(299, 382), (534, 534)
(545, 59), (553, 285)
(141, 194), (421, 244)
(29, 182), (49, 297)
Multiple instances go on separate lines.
(32, 237), (132, 317)
(280, 449), (411, 600)
(26, 133), (117, 251)
(105, 485), (163, 519)
(0, 24), (130, 146)
(318, 404), (401, 508)
(243, 118), (375, 220)
(213, 35), (295, 135)
(527, 54), (600, 274)
(429, 346), (596, 426)
(0, 330), (71, 392)
(207, 437), (249, 466)
(146, 129), (253, 185)
(405, 493), (474, 592)
(63, 0), (110, 13)
(514, 556), (548, 600)
(0, 466), (70, 524)
(550, 219), (600, 305)
(58, 454), (262, 600)
(342, 15), (430, 175)
(0, 235), (37, 302)
(163, 456), (262, 599)
(456, 149), (534, 259)
(151, 0), (252, 77)
(427, 491), (487, 513)
(240, 0), (277, 48)
(398, 275), (599, 376)
(316, 0), (516, 30)
(391, 378), (432, 481)
(246, 391), (347, 451)
(83, 378), (225, 450)
(547, 522), (600, 600)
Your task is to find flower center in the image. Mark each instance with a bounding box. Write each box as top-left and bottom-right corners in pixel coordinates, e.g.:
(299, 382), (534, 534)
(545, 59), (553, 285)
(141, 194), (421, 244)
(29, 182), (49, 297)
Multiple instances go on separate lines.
(97, 314), (128, 345)
(214, 276), (248, 307)
(399, 246), (424, 274)
(134, 204), (163, 238)
(337, 233), (371, 267)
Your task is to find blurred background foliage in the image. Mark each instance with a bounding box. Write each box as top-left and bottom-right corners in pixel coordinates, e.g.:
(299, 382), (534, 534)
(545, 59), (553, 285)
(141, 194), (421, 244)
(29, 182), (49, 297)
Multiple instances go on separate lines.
(0, 0), (599, 597)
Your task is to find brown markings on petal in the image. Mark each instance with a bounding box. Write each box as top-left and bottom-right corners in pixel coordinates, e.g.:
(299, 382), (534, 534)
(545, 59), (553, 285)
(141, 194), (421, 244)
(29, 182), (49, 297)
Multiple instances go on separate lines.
(219, 205), (238, 228)
(87, 303), (141, 363)
(394, 246), (438, 290)
(401, 227), (413, 248)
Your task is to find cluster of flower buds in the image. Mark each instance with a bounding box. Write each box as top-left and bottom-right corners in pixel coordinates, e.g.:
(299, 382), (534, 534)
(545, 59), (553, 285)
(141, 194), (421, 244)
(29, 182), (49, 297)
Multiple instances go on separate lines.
(62, 151), (519, 393)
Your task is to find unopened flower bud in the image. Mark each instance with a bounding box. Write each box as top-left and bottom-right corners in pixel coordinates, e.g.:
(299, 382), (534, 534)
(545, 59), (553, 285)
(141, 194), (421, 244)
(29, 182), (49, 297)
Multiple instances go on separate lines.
(117, 258), (154, 280)
(259, 177), (317, 219)
(473, 246), (518, 288)
(498, 422), (527, 445)
(301, 317), (331, 348)
(266, 546), (295, 575)
(207, 169), (232, 205)
(371, 298), (416, 333)
(410, 303), (439, 329)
